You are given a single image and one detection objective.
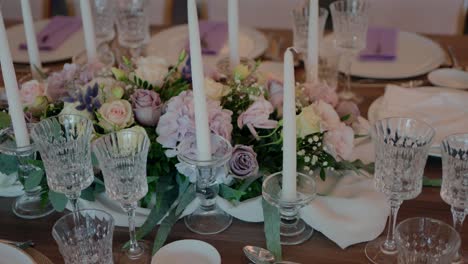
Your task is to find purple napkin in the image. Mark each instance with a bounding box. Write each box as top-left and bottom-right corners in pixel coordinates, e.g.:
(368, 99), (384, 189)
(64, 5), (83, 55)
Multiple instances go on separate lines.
(20, 16), (82, 51)
(186, 21), (228, 55)
(359, 27), (398, 61)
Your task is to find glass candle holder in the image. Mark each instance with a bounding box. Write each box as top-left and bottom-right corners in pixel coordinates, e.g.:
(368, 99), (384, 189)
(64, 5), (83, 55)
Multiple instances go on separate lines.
(176, 133), (233, 235)
(262, 172), (317, 245)
(0, 124), (54, 219)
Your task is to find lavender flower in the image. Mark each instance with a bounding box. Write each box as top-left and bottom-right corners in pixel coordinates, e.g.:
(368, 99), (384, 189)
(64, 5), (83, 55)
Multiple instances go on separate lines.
(64, 83), (101, 113)
(229, 145), (258, 178)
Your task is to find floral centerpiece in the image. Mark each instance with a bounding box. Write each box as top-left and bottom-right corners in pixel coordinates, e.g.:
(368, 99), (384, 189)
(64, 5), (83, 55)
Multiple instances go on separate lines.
(0, 51), (373, 254)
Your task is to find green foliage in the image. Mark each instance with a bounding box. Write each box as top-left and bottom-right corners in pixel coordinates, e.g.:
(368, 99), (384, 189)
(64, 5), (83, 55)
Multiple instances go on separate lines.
(0, 111), (11, 129)
(24, 170), (44, 191)
(0, 154), (18, 175)
(262, 198), (282, 260)
(49, 191), (68, 212)
(423, 177), (442, 187)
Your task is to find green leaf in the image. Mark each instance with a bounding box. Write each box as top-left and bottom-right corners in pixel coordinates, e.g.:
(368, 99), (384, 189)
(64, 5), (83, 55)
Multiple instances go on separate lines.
(24, 169), (44, 191)
(219, 184), (245, 202)
(262, 198), (282, 260)
(320, 168), (326, 181)
(423, 177), (442, 187)
(0, 154), (18, 174)
(340, 114), (351, 122)
(175, 184), (195, 216)
(0, 112), (11, 130)
(48, 190), (68, 212)
(81, 186), (95, 201)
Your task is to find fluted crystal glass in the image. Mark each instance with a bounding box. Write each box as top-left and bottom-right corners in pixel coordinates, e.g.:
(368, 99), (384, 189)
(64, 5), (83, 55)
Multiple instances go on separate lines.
(52, 209), (114, 264)
(30, 115), (94, 213)
(93, 130), (149, 262)
(441, 133), (468, 263)
(366, 117), (435, 264)
(396, 217), (460, 264)
(330, 0), (369, 102)
(93, 0), (116, 42)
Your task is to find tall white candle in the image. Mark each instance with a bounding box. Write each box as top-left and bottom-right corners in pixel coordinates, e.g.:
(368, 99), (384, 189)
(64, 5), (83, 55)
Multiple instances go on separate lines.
(228, 0), (240, 69)
(306, 0), (319, 83)
(80, 0), (98, 62)
(282, 48), (297, 201)
(0, 10), (30, 148)
(187, 0), (212, 160)
(20, 0), (42, 80)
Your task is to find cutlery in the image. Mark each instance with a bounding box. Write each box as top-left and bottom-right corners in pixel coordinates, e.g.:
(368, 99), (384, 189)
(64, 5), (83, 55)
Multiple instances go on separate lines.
(243, 245), (300, 264)
(4, 240), (35, 250)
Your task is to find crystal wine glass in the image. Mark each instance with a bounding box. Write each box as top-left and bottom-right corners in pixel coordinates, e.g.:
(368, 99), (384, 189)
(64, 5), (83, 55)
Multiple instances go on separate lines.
(92, 0), (116, 43)
(396, 217), (461, 264)
(441, 133), (468, 263)
(93, 130), (150, 263)
(330, 0), (370, 102)
(115, 0), (150, 58)
(30, 114), (94, 213)
(52, 209), (115, 264)
(366, 117), (435, 264)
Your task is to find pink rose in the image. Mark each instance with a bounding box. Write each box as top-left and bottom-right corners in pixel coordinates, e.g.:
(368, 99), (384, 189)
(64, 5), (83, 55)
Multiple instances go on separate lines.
(324, 123), (355, 160)
(336, 101), (360, 125)
(97, 100), (134, 132)
(303, 82), (338, 107)
(238, 96), (278, 139)
(266, 79), (283, 114)
(130, 89), (162, 127)
(20, 80), (46, 106)
(312, 100), (341, 131)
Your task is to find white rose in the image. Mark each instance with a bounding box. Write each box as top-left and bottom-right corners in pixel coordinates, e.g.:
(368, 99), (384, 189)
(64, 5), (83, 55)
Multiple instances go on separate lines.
(204, 78), (230, 101)
(134, 56), (169, 87)
(296, 105), (321, 138)
(60, 102), (93, 120)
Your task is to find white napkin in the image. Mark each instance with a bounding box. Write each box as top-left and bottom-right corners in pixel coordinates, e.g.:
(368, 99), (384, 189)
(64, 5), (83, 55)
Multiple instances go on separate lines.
(0, 172), (24, 197)
(378, 85), (468, 145)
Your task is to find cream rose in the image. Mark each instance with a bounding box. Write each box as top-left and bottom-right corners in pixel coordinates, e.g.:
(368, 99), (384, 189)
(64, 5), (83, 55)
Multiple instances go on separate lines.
(204, 78), (230, 101)
(97, 100), (134, 132)
(134, 56), (169, 87)
(20, 80), (47, 106)
(296, 105), (321, 138)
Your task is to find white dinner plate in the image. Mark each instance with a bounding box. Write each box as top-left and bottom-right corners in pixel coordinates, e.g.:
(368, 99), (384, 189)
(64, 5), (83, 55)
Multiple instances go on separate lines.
(7, 19), (85, 64)
(324, 31), (446, 79)
(428, 68), (468, 89)
(146, 24), (268, 66)
(0, 242), (36, 264)
(152, 240), (221, 264)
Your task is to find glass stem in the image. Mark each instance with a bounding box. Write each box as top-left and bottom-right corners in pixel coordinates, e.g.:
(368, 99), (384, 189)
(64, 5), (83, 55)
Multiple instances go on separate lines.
(196, 166), (218, 212)
(343, 52), (353, 94)
(382, 199), (402, 254)
(67, 192), (80, 212)
(123, 202), (143, 258)
(451, 206), (466, 262)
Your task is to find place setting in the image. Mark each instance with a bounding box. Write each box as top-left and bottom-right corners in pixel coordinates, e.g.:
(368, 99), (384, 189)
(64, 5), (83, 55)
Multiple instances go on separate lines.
(0, 0), (468, 263)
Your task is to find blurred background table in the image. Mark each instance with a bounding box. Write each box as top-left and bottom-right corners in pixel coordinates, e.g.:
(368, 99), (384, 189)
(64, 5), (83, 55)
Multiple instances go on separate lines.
(0, 23), (467, 264)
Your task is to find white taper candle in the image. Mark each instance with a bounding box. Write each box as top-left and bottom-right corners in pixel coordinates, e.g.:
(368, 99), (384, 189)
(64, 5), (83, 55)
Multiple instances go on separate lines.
(228, 0), (240, 69)
(0, 10), (30, 147)
(282, 48), (297, 201)
(80, 0), (98, 62)
(20, 0), (43, 79)
(306, 0), (319, 82)
(187, 0), (212, 160)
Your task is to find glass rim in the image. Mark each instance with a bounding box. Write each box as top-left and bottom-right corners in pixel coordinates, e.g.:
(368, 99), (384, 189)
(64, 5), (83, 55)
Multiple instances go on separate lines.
(92, 129), (149, 150)
(52, 208), (115, 231)
(176, 133), (233, 166)
(329, 0), (370, 10)
(292, 6), (329, 17)
(441, 133), (468, 144)
(262, 171), (317, 206)
(31, 114), (93, 142)
(371, 116), (436, 144)
(0, 124), (36, 154)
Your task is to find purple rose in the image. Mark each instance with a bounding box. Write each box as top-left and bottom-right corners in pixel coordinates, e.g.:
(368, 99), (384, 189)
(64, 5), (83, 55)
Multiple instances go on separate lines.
(130, 89), (162, 127)
(229, 145), (259, 178)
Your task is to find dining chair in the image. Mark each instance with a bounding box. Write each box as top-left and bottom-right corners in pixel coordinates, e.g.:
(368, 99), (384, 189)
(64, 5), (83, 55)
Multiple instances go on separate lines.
(68, 0), (174, 25)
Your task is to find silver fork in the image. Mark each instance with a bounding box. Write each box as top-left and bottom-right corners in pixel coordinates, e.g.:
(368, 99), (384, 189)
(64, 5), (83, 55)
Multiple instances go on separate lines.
(5, 240), (35, 250)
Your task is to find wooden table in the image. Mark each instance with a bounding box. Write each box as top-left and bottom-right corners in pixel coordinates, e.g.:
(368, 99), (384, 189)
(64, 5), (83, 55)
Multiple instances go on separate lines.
(1, 24), (467, 263)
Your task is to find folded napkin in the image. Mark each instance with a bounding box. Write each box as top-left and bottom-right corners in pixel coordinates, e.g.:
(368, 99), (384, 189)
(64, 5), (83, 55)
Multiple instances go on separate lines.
(0, 172), (24, 197)
(76, 141), (388, 249)
(360, 27), (398, 61)
(186, 21), (228, 55)
(20, 16), (82, 51)
(377, 85), (468, 145)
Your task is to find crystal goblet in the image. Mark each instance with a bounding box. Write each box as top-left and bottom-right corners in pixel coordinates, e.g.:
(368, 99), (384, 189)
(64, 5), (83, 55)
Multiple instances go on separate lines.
(176, 133), (233, 235)
(441, 133), (468, 263)
(52, 209), (114, 264)
(365, 117), (435, 263)
(396, 217), (461, 264)
(330, 0), (370, 102)
(262, 172), (317, 245)
(93, 0), (116, 43)
(0, 124), (54, 219)
(30, 114), (94, 213)
(93, 130), (150, 263)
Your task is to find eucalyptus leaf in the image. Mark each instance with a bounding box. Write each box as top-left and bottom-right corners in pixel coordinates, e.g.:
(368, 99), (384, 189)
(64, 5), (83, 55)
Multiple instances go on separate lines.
(24, 169), (43, 191)
(81, 186), (95, 201)
(0, 112), (11, 130)
(262, 198), (282, 260)
(0, 154), (18, 175)
(49, 190), (68, 212)
(219, 184), (245, 202)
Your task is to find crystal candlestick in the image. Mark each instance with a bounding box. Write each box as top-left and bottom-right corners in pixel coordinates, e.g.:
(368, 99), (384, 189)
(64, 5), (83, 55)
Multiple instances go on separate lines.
(177, 133), (233, 235)
(262, 172), (317, 245)
(0, 125), (54, 219)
